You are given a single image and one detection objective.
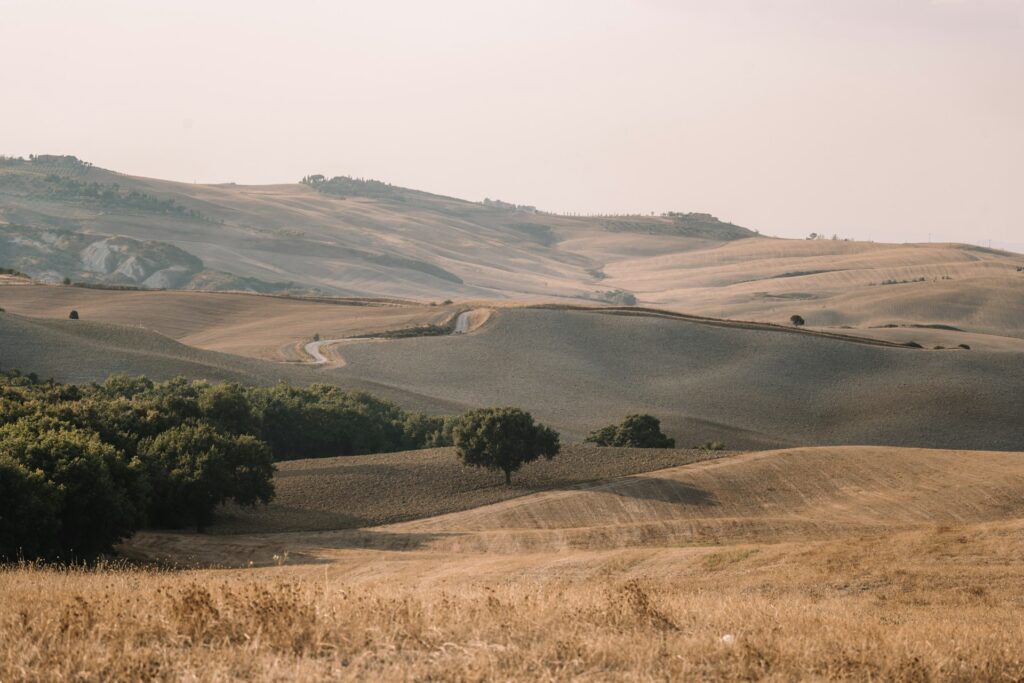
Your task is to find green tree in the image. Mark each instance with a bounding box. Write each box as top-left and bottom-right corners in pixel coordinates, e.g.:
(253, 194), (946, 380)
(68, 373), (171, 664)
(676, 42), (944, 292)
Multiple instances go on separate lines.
(140, 423), (274, 531)
(0, 416), (147, 559)
(585, 414), (675, 448)
(0, 455), (62, 561)
(199, 382), (259, 435)
(790, 314), (805, 327)
(453, 407), (560, 485)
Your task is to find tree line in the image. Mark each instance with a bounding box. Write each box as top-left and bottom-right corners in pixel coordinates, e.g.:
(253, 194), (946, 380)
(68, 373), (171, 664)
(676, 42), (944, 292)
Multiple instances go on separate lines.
(0, 370), (686, 563)
(0, 372), (459, 561)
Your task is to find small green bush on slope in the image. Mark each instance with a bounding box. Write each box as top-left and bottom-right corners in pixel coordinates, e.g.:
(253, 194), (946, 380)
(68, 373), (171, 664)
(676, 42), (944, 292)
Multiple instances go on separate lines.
(586, 414), (675, 449)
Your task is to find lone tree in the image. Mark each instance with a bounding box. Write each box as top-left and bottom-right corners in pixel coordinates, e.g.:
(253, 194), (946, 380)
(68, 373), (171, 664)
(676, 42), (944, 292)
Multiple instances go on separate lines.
(789, 314), (805, 327)
(68, 310), (79, 320)
(453, 407), (560, 485)
(585, 414), (675, 448)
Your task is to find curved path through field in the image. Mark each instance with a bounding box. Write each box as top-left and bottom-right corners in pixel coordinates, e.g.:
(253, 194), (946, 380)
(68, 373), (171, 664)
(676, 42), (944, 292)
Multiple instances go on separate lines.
(303, 310), (475, 365)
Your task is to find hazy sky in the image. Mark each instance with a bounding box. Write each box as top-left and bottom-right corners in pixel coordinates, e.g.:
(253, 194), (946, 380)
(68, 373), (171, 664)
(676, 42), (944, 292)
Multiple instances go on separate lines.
(2, 0), (1022, 248)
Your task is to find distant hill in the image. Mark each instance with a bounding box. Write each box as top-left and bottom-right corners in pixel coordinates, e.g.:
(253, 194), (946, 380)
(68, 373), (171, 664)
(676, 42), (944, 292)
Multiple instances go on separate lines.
(2, 154), (1021, 335)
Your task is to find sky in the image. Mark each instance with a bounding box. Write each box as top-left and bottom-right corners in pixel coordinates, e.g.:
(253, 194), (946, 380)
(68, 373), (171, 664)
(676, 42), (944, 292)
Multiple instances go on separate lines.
(2, 0), (1022, 249)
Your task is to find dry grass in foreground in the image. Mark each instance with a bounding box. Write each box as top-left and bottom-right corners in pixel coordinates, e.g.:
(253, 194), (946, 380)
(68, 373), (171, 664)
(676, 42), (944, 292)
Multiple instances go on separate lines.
(5, 519), (1024, 682)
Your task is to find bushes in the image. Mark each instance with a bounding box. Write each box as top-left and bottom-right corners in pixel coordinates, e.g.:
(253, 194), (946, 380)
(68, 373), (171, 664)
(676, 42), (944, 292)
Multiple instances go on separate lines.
(586, 414), (675, 449)
(790, 314), (805, 327)
(140, 424), (273, 531)
(0, 372), (278, 560)
(0, 416), (147, 560)
(0, 370), (475, 559)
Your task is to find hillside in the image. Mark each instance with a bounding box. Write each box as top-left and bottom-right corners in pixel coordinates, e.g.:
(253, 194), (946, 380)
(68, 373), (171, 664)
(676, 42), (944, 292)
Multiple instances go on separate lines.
(121, 445), (1024, 565)
(3, 155), (1021, 340)
(210, 445), (734, 534)
(331, 307), (1024, 450)
(3, 305), (1021, 452)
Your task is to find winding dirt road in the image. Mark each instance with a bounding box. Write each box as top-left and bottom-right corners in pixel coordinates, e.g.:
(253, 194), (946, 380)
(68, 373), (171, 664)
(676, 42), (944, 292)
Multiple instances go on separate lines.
(303, 311), (474, 366)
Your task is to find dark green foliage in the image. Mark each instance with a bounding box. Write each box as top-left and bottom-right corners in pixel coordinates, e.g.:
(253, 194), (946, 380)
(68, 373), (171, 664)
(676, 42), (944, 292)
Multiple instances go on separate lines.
(586, 414), (675, 449)
(140, 423), (273, 531)
(38, 174), (209, 221)
(0, 416), (147, 560)
(402, 413), (457, 449)
(253, 384), (410, 459)
(69, 309), (79, 320)
(0, 367), (468, 560)
(0, 455), (62, 561)
(790, 314), (805, 327)
(301, 174), (403, 201)
(453, 407), (560, 484)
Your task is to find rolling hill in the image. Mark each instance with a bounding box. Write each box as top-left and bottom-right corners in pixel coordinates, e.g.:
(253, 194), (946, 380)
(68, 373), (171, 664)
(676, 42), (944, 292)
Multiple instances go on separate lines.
(2, 304), (1021, 452)
(3, 154), (1021, 341)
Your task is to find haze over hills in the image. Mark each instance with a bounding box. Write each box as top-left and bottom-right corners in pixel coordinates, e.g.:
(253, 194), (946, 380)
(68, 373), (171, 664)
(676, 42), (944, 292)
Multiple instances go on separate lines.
(3, 154), (1021, 336)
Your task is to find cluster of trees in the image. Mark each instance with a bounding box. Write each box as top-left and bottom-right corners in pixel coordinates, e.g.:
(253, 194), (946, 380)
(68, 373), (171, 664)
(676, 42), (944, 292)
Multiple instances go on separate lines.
(301, 174), (403, 201)
(0, 372), (458, 561)
(38, 175), (208, 221)
(0, 365), (689, 561)
(585, 414), (675, 449)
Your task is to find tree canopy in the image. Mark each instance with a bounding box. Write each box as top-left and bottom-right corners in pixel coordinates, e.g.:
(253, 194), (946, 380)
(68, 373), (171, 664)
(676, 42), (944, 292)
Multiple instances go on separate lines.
(585, 414), (675, 449)
(453, 407), (560, 484)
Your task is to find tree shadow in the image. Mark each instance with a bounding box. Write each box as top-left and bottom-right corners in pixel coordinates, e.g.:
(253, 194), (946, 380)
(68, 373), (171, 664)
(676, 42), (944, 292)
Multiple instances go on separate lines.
(597, 476), (719, 507)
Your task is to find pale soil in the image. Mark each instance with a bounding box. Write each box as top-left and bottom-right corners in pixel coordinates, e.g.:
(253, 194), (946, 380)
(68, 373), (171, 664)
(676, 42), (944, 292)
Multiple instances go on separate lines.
(0, 284), (450, 360)
(331, 308), (1024, 449)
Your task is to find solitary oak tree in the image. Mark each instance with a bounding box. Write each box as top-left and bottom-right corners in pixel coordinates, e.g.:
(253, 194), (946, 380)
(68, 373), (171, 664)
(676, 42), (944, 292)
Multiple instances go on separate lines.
(453, 407), (560, 485)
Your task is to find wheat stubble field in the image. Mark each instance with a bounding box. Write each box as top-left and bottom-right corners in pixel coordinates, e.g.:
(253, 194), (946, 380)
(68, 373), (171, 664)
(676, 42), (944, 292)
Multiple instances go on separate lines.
(4, 446), (1024, 681)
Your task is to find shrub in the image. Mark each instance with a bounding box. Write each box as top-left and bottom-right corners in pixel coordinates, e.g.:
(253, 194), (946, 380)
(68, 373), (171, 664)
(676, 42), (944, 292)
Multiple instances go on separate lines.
(790, 314), (805, 327)
(697, 440), (726, 451)
(140, 423), (274, 531)
(68, 310), (79, 320)
(453, 407), (560, 484)
(402, 413), (456, 449)
(586, 414), (675, 449)
(959, 344), (971, 350)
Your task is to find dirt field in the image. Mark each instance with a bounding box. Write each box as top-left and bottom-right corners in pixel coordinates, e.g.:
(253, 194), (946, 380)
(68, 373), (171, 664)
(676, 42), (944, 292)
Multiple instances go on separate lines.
(0, 285), (450, 360)
(3, 305), (1022, 451)
(7, 446), (1024, 681)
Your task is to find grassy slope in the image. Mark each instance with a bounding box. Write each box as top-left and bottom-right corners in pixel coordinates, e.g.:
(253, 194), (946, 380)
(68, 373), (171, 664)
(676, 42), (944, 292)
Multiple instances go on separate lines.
(11, 446), (1024, 681)
(210, 446), (735, 534)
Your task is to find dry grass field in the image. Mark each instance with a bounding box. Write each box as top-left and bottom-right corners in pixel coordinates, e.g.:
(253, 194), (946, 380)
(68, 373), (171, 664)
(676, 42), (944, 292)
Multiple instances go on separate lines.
(209, 445), (735, 534)
(6, 446), (1024, 681)
(0, 284), (450, 360)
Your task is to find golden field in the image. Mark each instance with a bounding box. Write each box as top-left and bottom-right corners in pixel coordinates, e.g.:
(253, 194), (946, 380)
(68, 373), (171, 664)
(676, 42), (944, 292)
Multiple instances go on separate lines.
(6, 447), (1021, 681)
